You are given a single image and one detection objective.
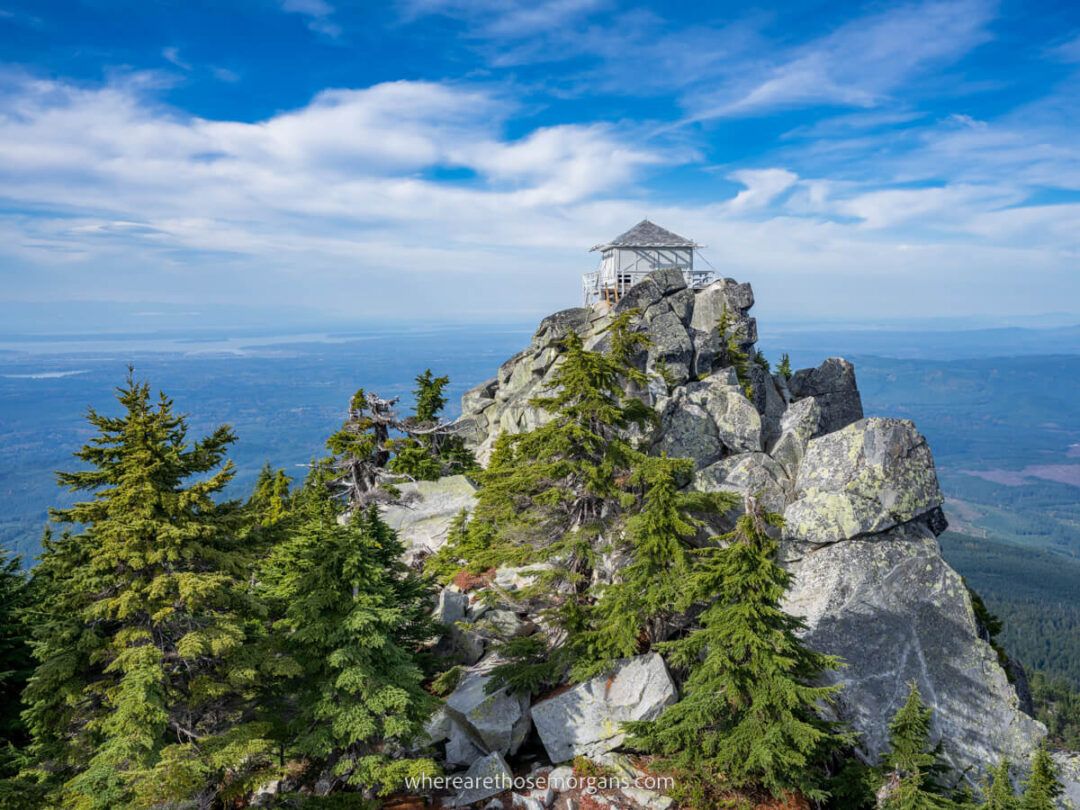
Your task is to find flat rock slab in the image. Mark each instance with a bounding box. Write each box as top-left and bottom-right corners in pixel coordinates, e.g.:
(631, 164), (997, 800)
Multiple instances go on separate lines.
(381, 475), (477, 561)
(531, 653), (677, 763)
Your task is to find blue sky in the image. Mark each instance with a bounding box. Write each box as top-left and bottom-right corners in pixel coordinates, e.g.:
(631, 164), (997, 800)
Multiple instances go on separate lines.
(0, 0), (1077, 327)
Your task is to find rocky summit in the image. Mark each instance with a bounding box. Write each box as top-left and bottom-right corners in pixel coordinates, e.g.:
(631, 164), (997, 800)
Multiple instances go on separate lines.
(395, 268), (1070, 806)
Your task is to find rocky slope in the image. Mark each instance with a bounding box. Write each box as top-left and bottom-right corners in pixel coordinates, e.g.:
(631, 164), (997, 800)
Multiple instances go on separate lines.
(387, 269), (1067, 807)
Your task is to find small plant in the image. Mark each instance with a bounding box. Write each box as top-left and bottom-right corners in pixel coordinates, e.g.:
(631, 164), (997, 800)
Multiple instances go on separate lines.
(429, 666), (463, 697)
(717, 304), (753, 398)
(777, 353), (793, 381)
(572, 756), (613, 779)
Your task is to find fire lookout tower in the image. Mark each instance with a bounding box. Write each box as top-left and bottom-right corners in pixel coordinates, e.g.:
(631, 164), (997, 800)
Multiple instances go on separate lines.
(582, 219), (713, 306)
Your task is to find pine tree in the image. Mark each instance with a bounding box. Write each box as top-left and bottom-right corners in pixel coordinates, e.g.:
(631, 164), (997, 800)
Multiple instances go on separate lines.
(22, 372), (271, 808)
(259, 479), (438, 797)
(877, 682), (956, 810)
(1019, 745), (1062, 810)
(0, 545), (38, 807)
(573, 455), (735, 679)
(626, 496), (843, 801)
(982, 759), (1017, 810)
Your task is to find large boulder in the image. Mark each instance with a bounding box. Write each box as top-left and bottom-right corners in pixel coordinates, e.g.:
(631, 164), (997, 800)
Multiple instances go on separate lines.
(783, 418), (943, 545)
(646, 309), (694, 386)
(652, 372), (763, 467)
(768, 396), (821, 480)
(381, 475), (478, 562)
(689, 278), (756, 348)
(783, 521), (1044, 772)
(531, 653), (677, 763)
(444, 661), (532, 759)
(695, 452), (789, 515)
(449, 752), (514, 806)
(788, 357), (863, 436)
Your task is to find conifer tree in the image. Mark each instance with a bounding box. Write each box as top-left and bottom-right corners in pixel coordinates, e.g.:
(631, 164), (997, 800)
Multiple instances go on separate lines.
(434, 312), (652, 579)
(778, 353), (793, 381)
(390, 369), (477, 481)
(1019, 745), (1063, 810)
(0, 547), (32, 749)
(22, 372), (271, 808)
(626, 496), (843, 801)
(574, 455), (735, 679)
(248, 463), (292, 527)
(259, 477), (438, 797)
(877, 682), (956, 810)
(982, 759), (1017, 810)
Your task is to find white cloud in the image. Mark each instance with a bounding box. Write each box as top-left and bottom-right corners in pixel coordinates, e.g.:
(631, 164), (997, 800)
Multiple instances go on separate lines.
(728, 169), (798, 211)
(0, 69), (1077, 321)
(686, 0), (994, 120)
(161, 47), (191, 71)
(398, 0), (607, 38)
(281, 0), (342, 37)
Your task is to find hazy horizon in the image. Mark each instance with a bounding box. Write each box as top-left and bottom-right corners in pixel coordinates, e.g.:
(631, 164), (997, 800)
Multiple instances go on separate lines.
(2, 0), (1079, 323)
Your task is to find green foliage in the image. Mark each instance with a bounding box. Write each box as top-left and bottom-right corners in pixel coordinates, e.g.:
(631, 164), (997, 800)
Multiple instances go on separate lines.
(777, 353), (793, 381)
(981, 759), (1018, 810)
(0, 547), (32, 750)
(627, 500), (845, 801)
(877, 682), (958, 810)
(389, 369), (478, 482)
(429, 665), (463, 697)
(22, 371), (272, 808)
(259, 488), (438, 795)
(754, 350), (770, 372)
(1029, 672), (1080, 748)
(826, 757), (878, 809)
(249, 464), (294, 527)
(1019, 745), (1062, 810)
(432, 317), (652, 584)
(486, 635), (572, 695)
(573, 455), (736, 679)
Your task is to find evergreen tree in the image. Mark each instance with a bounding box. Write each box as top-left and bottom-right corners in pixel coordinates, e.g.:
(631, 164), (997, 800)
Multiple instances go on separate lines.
(326, 389), (399, 507)
(717, 305), (752, 396)
(0, 547), (32, 749)
(0, 545), (39, 808)
(1019, 745), (1062, 810)
(574, 455), (735, 679)
(432, 312), (652, 579)
(778, 353), (793, 381)
(982, 759), (1017, 810)
(389, 369), (477, 481)
(626, 496), (844, 801)
(260, 479), (438, 797)
(877, 682), (956, 810)
(22, 372), (271, 808)
(248, 463), (293, 527)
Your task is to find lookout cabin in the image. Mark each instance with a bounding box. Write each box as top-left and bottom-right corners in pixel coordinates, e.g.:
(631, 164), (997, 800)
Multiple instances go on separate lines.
(583, 219), (713, 306)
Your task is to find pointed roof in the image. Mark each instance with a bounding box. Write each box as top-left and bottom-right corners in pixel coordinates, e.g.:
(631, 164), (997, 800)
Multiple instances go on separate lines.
(590, 219), (701, 251)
